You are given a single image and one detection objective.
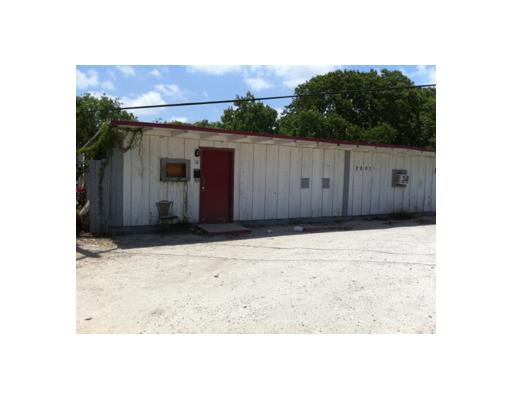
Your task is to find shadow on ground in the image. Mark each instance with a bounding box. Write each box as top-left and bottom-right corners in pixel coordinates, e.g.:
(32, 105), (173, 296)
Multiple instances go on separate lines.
(77, 215), (436, 258)
(76, 245), (118, 259)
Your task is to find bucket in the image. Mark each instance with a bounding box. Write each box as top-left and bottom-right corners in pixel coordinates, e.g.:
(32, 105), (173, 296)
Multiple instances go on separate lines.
(156, 200), (173, 217)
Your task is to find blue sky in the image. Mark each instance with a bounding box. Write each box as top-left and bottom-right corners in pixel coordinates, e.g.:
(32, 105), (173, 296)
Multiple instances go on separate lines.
(76, 65), (436, 123)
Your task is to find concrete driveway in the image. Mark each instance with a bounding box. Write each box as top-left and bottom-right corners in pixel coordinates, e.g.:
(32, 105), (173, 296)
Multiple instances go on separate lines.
(76, 217), (436, 333)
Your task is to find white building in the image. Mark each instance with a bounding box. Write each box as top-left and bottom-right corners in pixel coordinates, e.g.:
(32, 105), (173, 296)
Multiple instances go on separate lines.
(87, 120), (436, 233)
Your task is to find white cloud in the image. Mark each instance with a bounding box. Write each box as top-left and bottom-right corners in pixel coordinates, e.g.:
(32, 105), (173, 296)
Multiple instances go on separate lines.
(120, 90), (166, 116)
(116, 65), (136, 77)
(430, 70), (436, 83)
(76, 69), (99, 89)
(100, 80), (115, 90)
(416, 65), (436, 83)
(275, 107), (284, 117)
(77, 69), (115, 90)
(154, 83), (184, 99)
(87, 92), (116, 100)
(115, 84), (185, 118)
(107, 69), (116, 80)
(186, 65), (243, 75)
(169, 117), (188, 123)
(264, 65), (338, 88)
(189, 65), (339, 89)
(244, 77), (272, 91)
(203, 90), (208, 97)
(185, 65), (341, 89)
(149, 69), (161, 77)
(404, 65), (436, 84)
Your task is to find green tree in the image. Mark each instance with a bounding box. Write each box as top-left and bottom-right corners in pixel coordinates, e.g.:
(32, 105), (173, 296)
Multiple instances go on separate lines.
(278, 109), (361, 140)
(279, 69), (435, 148)
(220, 92), (278, 133)
(76, 94), (136, 152)
(155, 118), (222, 129)
(193, 119), (223, 129)
(418, 87), (436, 148)
(76, 94), (138, 181)
(360, 123), (399, 144)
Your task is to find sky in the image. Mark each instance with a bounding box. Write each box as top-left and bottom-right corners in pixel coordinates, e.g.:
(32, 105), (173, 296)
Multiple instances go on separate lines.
(76, 65), (436, 123)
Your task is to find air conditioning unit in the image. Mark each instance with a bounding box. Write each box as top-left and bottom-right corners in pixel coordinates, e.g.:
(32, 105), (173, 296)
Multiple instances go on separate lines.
(392, 169), (409, 187)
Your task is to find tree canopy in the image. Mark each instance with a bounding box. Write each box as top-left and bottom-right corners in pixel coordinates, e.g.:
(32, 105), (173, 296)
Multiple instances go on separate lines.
(77, 69), (436, 152)
(220, 92), (278, 133)
(76, 94), (136, 152)
(278, 69), (435, 148)
(172, 70), (436, 148)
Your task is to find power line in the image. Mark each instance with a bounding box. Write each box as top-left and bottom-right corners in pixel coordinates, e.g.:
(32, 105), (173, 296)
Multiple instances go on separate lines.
(81, 83), (436, 113)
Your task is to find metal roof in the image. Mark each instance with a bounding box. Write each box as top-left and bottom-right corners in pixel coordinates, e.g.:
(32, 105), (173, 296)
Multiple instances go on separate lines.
(111, 120), (436, 153)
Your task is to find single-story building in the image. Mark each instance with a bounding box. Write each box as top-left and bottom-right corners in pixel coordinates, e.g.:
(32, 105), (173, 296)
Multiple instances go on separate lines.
(87, 120), (436, 233)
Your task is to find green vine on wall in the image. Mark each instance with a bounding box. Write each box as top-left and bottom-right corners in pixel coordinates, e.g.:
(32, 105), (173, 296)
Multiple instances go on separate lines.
(79, 122), (143, 221)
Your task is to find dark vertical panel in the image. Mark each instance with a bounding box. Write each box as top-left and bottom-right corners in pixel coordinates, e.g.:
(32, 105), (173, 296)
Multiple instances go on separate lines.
(341, 150), (351, 216)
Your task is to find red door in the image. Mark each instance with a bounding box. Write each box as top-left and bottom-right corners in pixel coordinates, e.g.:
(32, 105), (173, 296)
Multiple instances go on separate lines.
(199, 147), (234, 223)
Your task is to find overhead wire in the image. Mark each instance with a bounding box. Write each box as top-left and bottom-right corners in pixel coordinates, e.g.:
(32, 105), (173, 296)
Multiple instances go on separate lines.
(80, 83), (436, 113)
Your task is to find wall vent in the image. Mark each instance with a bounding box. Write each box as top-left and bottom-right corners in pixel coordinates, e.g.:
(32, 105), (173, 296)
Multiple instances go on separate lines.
(392, 169), (409, 187)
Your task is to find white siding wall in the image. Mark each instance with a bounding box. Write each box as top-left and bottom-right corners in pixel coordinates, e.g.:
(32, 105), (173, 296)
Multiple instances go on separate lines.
(332, 150), (345, 216)
(239, 143), (253, 220)
(264, 145), (279, 220)
(369, 152), (381, 215)
(431, 161), (436, 212)
(289, 147), (302, 218)
(277, 146), (291, 219)
(349, 151), (363, 216)
(300, 147), (313, 218)
(184, 138), (200, 221)
(120, 130), (436, 226)
(321, 149), (335, 217)
(252, 144), (267, 220)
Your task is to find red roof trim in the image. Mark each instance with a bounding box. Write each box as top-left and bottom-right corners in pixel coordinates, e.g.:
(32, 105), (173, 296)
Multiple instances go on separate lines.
(111, 120), (435, 153)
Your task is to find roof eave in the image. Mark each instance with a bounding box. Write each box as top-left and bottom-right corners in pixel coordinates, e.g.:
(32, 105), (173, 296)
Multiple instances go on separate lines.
(111, 120), (436, 153)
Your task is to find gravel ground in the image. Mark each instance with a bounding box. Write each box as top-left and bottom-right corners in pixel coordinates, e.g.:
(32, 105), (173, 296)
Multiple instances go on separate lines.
(76, 217), (436, 334)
